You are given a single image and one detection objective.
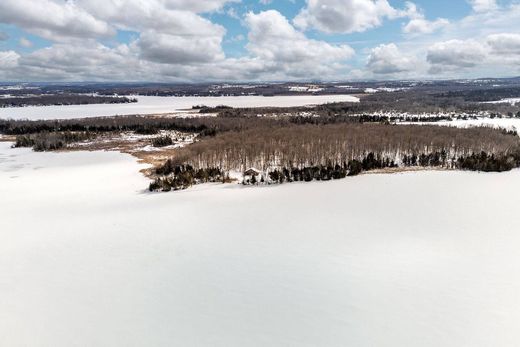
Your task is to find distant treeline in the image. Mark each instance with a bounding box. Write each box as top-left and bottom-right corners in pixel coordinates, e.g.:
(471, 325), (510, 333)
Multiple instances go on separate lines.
(329, 91), (520, 115)
(0, 113), (401, 138)
(0, 95), (137, 108)
(149, 123), (520, 191)
(436, 87), (520, 102)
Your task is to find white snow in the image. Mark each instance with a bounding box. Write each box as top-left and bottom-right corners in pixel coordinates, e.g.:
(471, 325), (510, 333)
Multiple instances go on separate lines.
(411, 117), (520, 133)
(483, 98), (520, 105)
(0, 94), (359, 120)
(1, 142), (520, 347)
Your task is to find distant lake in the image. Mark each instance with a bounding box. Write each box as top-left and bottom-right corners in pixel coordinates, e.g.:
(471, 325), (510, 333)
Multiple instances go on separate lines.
(0, 94), (359, 120)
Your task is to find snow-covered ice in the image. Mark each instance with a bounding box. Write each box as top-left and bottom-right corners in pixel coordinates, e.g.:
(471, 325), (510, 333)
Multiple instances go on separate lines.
(0, 94), (359, 120)
(483, 98), (520, 105)
(413, 117), (520, 133)
(1, 142), (520, 346)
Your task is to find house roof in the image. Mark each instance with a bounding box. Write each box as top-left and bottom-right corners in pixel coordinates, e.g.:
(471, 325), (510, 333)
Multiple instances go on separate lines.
(244, 168), (260, 175)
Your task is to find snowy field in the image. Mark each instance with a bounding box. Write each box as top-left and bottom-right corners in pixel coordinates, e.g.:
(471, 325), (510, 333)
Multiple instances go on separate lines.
(411, 117), (520, 133)
(483, 98), (520, 105)
(0, 94), (359, 120)
(2, 141), (520, 346)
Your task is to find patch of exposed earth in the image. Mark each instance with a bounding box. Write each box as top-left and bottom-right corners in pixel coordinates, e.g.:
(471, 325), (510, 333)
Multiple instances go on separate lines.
(64, 130), (197, 175)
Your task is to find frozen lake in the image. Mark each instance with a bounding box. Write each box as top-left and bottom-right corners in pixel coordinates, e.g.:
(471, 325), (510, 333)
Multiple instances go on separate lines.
(1, 142), (520, 346)
(0, 94), (359, 120)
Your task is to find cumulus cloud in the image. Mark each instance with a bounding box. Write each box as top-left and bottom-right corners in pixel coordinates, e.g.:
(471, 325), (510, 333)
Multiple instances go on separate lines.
(162, 0), (239, 12)
(294, 0), (400, 34)
(403, 18), (449, 35)
(467, 0), (498, 12)
(367, 43), (417, 74)
(246, 10), (354, 62)
(10, 43), (144, 81)
(427, 39), (488, 73)
(80, 0), (226, 37)
(0, 0), (114, 41)
(1, 0), (517, 81)
(77, 0), (229, 67)
(0, 51), (20, 69)
(245, 10), (354, 78)
(487, 33), (520, 55)
(138, 30), (225, 65)
(0, 8), (356, 82)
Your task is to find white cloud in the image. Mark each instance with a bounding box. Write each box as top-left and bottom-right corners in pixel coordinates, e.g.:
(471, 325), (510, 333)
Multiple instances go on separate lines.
(80, 0), (226, 37)
(468, 0), (498, 12)
(19, 37), (33, 48)
(427, 39), (488, 73)
(0, 0), (518, 81)
(0, 0), (114, 41)
(424, 31), (520, 76)
(367, 43), (417, 74)
(138, 30), (225, 65)
(78, 0), (230, 67)
(294, 0), (402, 34)
(487, 33), (520, 55)
(163, 0), (239, 13)
(245, 10), (354, 78)
(403, 18), (449, 35)
(10, 43), (144, 81)
(0, 51), (20, 69)
(0, 10), (355, 82)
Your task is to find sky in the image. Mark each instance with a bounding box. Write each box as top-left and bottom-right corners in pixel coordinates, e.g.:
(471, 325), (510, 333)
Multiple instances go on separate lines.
(0, 0), (519, 82)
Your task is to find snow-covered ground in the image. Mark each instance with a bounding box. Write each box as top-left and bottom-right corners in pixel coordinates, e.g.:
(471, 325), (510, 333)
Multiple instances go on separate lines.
(0, 94), (359, 120)
(2, 142), (520, 347)
(406, 117), (520, 133)
(435, 117), (520, 131)
(483, 98), (520, 105)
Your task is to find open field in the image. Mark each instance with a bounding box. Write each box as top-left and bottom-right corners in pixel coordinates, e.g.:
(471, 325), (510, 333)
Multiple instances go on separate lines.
(2, 141), (520, 347)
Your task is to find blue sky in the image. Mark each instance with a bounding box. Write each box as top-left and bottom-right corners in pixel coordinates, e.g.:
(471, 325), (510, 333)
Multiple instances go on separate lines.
(0, 0), (519, 82)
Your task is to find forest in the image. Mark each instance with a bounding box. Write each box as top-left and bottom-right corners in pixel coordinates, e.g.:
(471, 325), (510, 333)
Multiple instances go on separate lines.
(149, 123), (520, 191)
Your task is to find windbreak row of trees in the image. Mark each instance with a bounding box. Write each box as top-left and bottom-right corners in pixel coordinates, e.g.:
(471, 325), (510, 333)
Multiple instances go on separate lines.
(150, 123), (520, 191)
(0, 115), (283, 137)
(0, 95), (137, 108)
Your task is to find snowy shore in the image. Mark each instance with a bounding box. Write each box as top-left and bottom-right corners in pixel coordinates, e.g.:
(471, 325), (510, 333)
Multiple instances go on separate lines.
(2, 141), (520, 346)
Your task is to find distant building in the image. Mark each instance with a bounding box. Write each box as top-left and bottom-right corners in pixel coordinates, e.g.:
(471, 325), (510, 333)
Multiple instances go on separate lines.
(244, 168), (260, 177)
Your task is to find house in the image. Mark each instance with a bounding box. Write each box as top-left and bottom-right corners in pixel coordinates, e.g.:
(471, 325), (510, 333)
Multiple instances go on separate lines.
(243, 168), (261, 184)
(244, 168), (260, 177)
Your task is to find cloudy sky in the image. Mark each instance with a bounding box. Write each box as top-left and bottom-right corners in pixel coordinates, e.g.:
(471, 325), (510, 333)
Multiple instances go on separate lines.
(0, 0), (519, 82)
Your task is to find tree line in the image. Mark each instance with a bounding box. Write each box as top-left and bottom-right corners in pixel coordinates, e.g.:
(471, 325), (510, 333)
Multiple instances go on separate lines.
(149, 123), (520, 191)
(0, 95), (136, 108)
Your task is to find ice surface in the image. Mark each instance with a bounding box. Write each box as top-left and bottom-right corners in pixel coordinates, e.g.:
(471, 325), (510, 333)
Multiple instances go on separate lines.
(1, 142), (520, 347)
(483, 98), (520, 105)
(0, 94), (359, 120)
